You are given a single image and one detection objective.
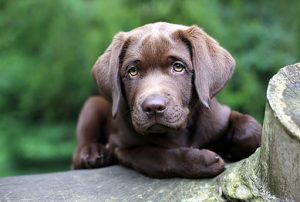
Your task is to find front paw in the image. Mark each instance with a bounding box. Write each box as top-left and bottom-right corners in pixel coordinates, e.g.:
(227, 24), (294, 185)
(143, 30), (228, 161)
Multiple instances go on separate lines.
(183, 148), (225, 178)
(72, 143), (116, 169)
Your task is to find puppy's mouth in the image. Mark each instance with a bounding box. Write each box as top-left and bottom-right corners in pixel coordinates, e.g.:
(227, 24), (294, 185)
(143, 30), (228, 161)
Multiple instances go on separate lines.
(131, 99), (189, 135)
(146, 124), (171, 134)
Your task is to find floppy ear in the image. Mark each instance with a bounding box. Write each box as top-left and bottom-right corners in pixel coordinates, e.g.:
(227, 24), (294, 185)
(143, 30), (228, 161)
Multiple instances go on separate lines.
(92, 32), (128, 118)
(181, 26), (235, 108)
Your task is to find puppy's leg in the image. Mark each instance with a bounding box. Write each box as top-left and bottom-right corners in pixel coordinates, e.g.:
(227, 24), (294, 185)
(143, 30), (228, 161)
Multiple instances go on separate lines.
(72, 96), (116, 169)
(215, 111), (261, 161)
(115, 147), (225, 178)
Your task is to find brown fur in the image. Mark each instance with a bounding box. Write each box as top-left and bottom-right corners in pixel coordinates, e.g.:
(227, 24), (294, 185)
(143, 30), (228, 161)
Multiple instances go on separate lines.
(72, 22), (261, 178)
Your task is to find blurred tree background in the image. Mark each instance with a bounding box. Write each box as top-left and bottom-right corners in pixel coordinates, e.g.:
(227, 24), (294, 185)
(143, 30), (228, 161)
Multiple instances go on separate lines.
(0, 0), (299, 176)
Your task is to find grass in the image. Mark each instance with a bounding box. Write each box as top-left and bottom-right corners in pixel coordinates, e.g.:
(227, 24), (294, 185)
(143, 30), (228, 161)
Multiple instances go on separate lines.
(0, 118), (76, 177)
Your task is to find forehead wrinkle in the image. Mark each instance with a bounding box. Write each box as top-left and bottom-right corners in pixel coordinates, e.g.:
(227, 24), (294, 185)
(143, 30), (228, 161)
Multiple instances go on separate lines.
(121, 36), (143, 66)
(140, 34), (172, 67)
(169, 42), (193, 69)
(123, 51), (139, 65)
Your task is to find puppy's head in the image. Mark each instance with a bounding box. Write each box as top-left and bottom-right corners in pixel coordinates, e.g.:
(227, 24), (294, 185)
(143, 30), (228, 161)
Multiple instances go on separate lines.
(92, 22), (235, 134)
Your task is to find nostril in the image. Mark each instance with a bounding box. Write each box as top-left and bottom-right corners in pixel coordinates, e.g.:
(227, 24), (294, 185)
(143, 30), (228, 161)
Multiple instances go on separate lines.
(157, 105), (166, 112)
(144, 106), (152, 113)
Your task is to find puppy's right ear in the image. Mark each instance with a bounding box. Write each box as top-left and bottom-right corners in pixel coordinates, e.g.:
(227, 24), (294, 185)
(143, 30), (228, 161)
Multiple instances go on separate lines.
(92, 32), (128, 118)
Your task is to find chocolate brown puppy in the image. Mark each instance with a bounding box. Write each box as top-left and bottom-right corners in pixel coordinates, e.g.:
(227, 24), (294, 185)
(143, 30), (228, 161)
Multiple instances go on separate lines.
(72, 22), (261, 178)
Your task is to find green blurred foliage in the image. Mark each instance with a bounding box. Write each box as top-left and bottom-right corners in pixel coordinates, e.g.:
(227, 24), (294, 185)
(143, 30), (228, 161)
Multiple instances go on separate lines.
(0, 0), (299, 176)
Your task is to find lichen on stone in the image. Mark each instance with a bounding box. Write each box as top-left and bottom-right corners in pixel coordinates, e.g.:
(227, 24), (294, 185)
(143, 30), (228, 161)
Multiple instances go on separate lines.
(220, 149), (278, 201)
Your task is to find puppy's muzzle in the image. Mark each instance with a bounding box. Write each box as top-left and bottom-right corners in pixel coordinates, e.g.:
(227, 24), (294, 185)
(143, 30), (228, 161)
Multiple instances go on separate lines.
(141, 95), (167, 116)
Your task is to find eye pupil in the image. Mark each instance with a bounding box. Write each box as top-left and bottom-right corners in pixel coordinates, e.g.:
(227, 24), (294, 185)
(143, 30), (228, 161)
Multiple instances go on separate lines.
(173, 62), (185, 72)
(128, 66), (138, 76)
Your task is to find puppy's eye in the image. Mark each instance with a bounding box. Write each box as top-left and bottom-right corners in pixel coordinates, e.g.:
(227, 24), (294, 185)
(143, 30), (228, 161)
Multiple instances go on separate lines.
(128, 66), (139, 77)
(172, 61), (185, 72)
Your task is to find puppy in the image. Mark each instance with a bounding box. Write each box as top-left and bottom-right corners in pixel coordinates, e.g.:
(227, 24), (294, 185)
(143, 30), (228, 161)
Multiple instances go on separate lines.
(72, 22), (261, 178)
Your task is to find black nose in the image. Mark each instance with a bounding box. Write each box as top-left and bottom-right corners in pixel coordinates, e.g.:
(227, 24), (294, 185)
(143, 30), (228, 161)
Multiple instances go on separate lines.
(141, 95), (167, 115)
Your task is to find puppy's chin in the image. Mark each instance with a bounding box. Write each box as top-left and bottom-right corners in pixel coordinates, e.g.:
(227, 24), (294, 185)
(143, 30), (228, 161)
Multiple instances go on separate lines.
(132, 120), (187, 135)
(146, 124), (173, 134)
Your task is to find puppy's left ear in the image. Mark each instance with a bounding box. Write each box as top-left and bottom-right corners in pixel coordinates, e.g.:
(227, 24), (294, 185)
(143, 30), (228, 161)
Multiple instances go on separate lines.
(181, 26), (235, 108)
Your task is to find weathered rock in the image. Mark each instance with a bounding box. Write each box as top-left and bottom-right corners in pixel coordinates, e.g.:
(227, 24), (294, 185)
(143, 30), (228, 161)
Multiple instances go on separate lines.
(260, 63), (300, 201)
(0, 63), (299, 201)
(221, 63), (300, 201)
(0, 152), (275, 202)
(0, 165), (225, 201)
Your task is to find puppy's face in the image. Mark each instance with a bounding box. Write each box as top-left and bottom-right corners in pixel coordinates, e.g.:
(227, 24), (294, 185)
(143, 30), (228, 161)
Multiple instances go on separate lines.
(92, 22), (235, 135)
(120, 33), (193, 134)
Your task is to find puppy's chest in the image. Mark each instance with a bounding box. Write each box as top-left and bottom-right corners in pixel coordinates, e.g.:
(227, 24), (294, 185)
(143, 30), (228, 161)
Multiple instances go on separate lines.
(113, 127), (193, 149)
(146, 132), (191, 148)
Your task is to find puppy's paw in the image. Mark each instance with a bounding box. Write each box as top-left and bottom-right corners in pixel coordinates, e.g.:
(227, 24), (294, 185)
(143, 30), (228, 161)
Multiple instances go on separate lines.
(72, 143), (116, 169)
(183, 148), (225, 178)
